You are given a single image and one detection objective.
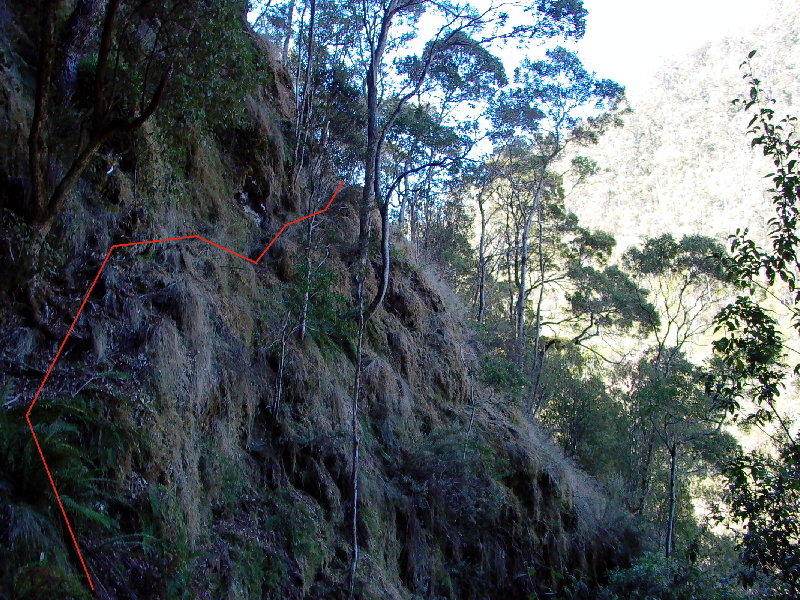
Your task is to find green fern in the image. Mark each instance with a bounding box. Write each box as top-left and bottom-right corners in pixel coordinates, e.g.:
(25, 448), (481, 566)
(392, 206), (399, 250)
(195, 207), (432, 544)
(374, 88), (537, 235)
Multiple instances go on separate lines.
(1, 386), (128, 588)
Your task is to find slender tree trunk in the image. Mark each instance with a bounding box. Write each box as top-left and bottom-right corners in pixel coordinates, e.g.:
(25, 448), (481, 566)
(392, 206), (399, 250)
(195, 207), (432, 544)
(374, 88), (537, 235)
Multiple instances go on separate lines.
(273, 319), (290, 418)
(529, 199), (546, 398)
(298, 217), (314, 341)
(397, 157), (411, 230)
(418, 153), (434, 254)
(516, 211), (530, 356)
(360, 7), (396, 320)
(462, 385), (477, 460)
(507, 243), (516, 332)
(281, 0), (296, 63)
(348, 274), (366, 599)
(293, 0), (316, 171)
(477, 194), (488, 324)
(516, 184), (542, 365)
(29, 0), (165, 236)
(56, 0), (104, 94)
(632, 428), (656, 515)
(359, 17), (385, 264)
(665, 442), (678, 559)
(409, 195), (418, 258)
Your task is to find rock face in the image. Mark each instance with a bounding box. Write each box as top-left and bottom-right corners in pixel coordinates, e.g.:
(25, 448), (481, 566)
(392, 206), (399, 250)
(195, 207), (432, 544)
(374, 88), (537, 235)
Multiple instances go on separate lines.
(0, 5), (635, 599)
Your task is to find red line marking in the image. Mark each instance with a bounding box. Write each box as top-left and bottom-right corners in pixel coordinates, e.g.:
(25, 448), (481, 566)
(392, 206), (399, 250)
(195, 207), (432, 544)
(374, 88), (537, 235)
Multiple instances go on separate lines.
(24, 181), (344, 592)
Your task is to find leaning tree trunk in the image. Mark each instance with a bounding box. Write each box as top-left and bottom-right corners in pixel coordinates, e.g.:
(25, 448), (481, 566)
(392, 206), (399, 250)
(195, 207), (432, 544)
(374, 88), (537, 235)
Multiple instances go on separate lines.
(365, 194), (389, 319)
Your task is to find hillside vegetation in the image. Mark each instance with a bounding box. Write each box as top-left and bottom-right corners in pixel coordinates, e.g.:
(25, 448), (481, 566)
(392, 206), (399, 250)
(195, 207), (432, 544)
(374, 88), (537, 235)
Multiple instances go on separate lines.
(0, 3), (635, 599)
(1, 1), (798, 599)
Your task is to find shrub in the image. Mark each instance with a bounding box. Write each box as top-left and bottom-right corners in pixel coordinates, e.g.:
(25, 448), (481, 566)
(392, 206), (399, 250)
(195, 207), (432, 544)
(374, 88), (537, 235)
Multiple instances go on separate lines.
(478, 352), (528, 403)
(598, 552), (748, 600)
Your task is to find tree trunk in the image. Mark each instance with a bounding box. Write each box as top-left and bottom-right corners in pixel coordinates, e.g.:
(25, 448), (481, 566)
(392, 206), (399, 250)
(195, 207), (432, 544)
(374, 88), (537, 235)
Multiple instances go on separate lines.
(665, 442), (678, 559)
(516, 183), (542, 366)
(516, 209), (530, 357)
(298, 218), (314, 341)
(397, 157), (411, 230)
(56, 0), (104, 94)
(365, 196), (389, 319)
(359, 7), (394, 318)
(462, 385), (477, 460)
(529, 199), (546, 398)
(631, 427), (655, 515)
(477, 193), (488, 324)
(293, 0), (316, 171)
(348, 275), (366, 599)
(29, 0), (165, 236)
(281, 0), (296, 63)
(29, 0), (61, 223)
(358, 14), (385, 264)
(273, 319), (290, 418)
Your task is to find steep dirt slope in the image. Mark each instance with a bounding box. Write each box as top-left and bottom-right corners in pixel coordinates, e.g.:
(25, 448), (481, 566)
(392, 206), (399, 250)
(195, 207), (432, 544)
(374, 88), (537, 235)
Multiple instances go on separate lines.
(0, 11), (635, 600)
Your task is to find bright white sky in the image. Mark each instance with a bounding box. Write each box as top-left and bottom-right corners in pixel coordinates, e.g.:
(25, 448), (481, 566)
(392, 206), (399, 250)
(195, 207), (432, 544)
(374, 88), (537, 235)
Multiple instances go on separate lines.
(572, 0), (774, 96)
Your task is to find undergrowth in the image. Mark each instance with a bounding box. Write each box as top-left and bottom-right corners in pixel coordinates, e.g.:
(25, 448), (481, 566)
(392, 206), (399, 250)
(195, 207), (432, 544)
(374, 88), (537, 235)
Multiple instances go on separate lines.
(0, 384), (125, 596)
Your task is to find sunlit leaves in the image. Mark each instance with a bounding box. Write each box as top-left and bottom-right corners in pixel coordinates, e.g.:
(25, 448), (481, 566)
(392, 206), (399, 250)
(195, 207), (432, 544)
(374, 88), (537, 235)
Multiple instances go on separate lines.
(567, 264), (658, 338)
(710, 297), (785, 418)
(492, 46), (624, 139)
(710, 54), (800, 597)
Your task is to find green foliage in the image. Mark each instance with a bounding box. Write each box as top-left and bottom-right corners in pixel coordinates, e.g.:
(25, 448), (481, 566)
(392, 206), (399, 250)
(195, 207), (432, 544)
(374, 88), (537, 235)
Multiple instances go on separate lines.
(400, 427), (506, 526)
(0, 209), (62, 284)
(566, 263), (657, 340)
(200, 437), (248, 512)
(711, 297), (785, 417)
(388, 103), (469, 162)
(162, 1), (266, 130)
(494, 45), (623, 138)
(12, 562), (93, 600)
(0, 387), (126, 593)
(708, 55), (800, 598)
(478, 352), (528, 403)
(94, 0), (265, 133)
(424, 30), (508, 101)
(0, 393), (116, 526)
(708, 57), (799, 423)
(258, 487), (328, 589)
(307, 61), (366, 179)
(631, 354), (711, 427)
(729, 53), (800, 303)
(290, 262), (355, 349)
(570, 154), (599, 179)
(139, 483), (201, 599)
(537, 347), (629, 479)
(623, 233), (732, 370)
(599, 552), (747, 600)
(624, 234), (729, 282)
(226, 536), (286, 598)
(722, 444), (800, 598)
